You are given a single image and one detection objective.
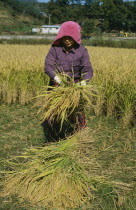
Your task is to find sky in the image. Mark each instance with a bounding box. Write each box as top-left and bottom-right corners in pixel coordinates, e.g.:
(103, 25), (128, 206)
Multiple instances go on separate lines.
(37, 0), (49, 2)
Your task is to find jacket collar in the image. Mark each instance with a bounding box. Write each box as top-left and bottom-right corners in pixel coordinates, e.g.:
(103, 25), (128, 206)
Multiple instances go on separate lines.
(62, 47), (76, 54)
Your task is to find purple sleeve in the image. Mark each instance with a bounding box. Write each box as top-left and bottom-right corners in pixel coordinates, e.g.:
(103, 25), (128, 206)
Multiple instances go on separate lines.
(80, 49), (93, 81)
(44, 47), (57, 79)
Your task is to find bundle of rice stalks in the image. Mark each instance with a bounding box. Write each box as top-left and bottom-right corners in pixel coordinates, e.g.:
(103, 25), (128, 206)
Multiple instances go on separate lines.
(35, 75), (97, 129)
(1, 130), (96, 209)
(1, 129), (133, 209)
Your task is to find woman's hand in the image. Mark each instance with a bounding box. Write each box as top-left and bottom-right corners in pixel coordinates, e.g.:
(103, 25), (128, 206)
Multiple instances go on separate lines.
(80, 80), (86, 85)
(76, 80), (87, 86)
(54, 76), (61, 85)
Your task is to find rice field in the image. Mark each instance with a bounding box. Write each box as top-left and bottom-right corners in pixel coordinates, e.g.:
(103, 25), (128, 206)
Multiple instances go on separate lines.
(0, 44), (136, 209)
(0, 44), (136, 126)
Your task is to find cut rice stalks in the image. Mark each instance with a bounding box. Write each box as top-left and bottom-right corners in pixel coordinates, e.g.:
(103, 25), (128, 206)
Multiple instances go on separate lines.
(1, 129), (133, 209)
(34, 75), (97, 130)
(1, 130), (95, 209)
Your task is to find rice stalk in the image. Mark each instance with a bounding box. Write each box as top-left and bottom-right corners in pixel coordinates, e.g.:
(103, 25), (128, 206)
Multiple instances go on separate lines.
(34, 75), (97, 130)
(1, 45), (136, 125)
(1, 131), (95, 209)
(1, 129), (133, 209)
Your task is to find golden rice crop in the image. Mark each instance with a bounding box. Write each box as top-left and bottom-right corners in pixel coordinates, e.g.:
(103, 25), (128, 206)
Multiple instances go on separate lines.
(88, 47), (136, 125)
(1, 128), (132, 209)
(0, 45), (50, 104)
(0, 44), (136, 125)
(35, 75), (96, 130)
(1, 130), (95, 209)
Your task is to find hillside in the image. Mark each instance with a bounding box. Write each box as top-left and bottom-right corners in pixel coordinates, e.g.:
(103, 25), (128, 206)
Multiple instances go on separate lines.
(0, 1), (43, 35)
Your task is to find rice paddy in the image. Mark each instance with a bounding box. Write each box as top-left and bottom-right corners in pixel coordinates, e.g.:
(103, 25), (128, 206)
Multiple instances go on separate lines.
(0, 44), (136, 209)
(0, 44), (135, 125)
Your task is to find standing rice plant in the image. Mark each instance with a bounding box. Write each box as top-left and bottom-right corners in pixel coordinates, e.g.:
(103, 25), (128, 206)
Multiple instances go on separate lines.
(0, 69), (48, 104)
(89, 47), (136, 126)
(118, 83), (136, 126)
(0, 72), (6, 104)
(1, 44), (136, 124)
(104, 79), (119, 117)
(0, 44), (50, 104)
(17, 70), (48, 105)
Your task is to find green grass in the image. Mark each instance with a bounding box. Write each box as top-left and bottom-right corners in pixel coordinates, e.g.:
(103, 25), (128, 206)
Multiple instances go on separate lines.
(0, 105), (136, 209)
(82, 38), (136, 49)
(0, 39), (53, 45)
(1, 38), (136, 49)
(0, 1), (43, 35)
(0, 104), (44, 158)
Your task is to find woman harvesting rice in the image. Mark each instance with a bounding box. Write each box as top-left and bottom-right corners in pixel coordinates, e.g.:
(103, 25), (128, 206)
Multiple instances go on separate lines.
(43, 21), (93, 141)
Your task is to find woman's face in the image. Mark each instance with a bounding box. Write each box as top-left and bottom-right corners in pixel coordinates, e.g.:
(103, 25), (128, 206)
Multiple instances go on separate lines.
(61, 36), (76, 49)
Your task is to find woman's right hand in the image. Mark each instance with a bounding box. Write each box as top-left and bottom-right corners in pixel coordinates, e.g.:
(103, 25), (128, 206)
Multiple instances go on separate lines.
(54, 76), (61, 85)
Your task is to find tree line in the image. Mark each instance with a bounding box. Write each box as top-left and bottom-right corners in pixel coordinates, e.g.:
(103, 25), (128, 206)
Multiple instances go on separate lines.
(43, 0), (136, 34)
(0, 0), (42, 18)
(2, 0), (136, 34)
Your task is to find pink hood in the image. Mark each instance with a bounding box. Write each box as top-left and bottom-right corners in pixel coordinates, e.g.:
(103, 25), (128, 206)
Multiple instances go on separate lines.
(52, 21), (81, 46)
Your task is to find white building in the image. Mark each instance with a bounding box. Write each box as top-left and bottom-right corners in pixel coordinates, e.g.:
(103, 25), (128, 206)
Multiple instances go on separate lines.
(32, 28), (41, 33)
(41, 25), (61, 34)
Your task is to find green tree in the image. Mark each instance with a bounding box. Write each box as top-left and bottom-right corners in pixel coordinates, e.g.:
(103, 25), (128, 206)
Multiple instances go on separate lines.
(2, 0), (42, 18)
(124, 1), (136, 32)
(38, 0), (136, 32)
(84, 0), (100, 19)
(82, 19), (95, 36)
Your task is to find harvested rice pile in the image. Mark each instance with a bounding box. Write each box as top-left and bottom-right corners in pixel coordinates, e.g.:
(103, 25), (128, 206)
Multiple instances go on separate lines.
(1, 130), (97, 209)
(1, 131), (133, 208)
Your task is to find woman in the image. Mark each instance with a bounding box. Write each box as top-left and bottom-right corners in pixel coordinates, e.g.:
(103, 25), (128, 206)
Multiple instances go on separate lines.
(43, 21), (93, 141)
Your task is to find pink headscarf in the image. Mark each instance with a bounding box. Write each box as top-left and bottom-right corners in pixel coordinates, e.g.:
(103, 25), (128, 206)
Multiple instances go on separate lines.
(52, 21), (81, 46)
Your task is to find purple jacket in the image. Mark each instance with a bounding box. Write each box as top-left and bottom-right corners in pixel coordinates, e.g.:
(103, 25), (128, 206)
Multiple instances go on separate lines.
(44, 44), (93, 81)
